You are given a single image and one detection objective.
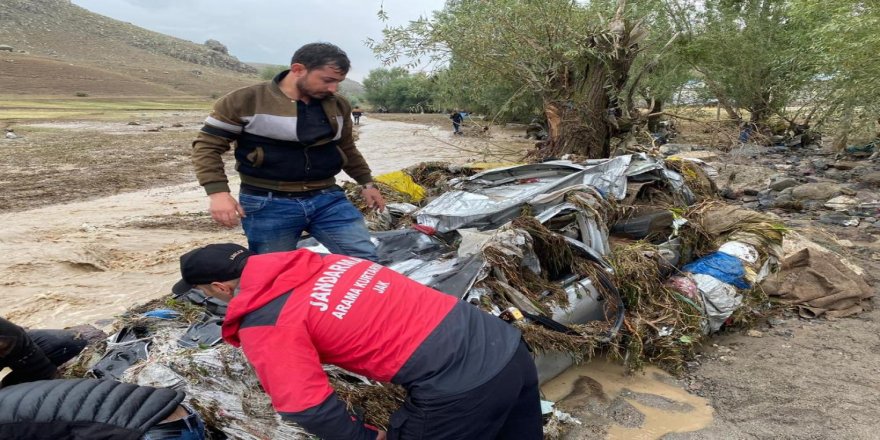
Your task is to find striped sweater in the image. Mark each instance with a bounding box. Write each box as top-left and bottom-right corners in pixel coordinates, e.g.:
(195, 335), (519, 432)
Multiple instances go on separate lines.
(192, 70), (373, 195)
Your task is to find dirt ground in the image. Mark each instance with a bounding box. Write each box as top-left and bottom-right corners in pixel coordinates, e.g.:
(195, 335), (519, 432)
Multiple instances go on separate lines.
(1, 111), (878, 439)
(0, 112), (532, 327)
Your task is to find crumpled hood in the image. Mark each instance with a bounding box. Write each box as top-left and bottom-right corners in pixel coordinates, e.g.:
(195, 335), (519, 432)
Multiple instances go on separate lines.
(222, 249), (324, 346)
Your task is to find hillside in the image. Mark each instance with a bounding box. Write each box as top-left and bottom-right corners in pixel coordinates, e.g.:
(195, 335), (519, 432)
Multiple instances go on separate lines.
(0, 0), (260, 97)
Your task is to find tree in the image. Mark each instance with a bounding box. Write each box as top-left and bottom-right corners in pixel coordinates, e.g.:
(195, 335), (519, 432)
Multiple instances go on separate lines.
(432, 61), (542, 123)
(789, 0), (880, 148)
(362, 68), (436, 112)
(259, 65), (287, 81)
(369, 0), (668, 159)
(667, 0), (820, 131)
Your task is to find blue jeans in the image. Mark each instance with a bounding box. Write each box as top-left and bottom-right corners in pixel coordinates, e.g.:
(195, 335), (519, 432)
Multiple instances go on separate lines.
(142, 405), (206, 440)
(239, 188), (378, 261)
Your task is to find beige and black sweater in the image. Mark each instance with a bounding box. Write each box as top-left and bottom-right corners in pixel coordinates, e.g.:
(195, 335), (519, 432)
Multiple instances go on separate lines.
(192, 71), (373, 195)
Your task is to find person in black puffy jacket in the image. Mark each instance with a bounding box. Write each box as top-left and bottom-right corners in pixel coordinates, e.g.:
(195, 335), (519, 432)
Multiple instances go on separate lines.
(0, 316), (88, 388)
(0, 378), (206, 440)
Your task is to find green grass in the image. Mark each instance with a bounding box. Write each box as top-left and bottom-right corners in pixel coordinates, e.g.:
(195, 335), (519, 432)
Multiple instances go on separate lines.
(0, 97), (212, 121)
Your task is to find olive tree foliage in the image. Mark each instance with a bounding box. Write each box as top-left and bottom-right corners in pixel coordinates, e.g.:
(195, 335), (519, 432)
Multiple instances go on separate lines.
(432, 60), (543, 123)
(666, 0), (822, 131)
(368, 0), (675, 159)
(362, 67), (436, 112)
(622, 2), (691, 132)
(790, 1), (880, 147)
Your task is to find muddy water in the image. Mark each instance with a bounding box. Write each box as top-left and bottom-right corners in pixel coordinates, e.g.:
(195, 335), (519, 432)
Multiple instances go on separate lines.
(0, 119), (526, 328)
(356, 117), (528, 173)
(542, 360), (713, 439)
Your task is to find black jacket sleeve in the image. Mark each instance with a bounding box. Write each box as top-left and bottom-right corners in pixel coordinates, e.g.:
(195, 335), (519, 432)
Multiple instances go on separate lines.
(280, 393), (379, 440)
(0, 317), (56, 387)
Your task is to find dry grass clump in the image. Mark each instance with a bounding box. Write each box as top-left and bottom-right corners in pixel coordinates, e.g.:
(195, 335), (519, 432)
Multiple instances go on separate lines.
(406, 161), (476, 190)
(333, 380), (406, 430)
(664, 158), (718, 202)
(608, 242), (705, 372)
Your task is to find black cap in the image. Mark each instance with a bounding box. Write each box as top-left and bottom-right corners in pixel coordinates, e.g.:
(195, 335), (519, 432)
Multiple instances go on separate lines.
(172, 243), (253, 295)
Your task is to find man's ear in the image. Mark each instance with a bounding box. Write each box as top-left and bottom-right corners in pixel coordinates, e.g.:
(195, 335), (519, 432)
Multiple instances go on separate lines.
(209, 281), (230, 295)
(290, 63), (308, 76)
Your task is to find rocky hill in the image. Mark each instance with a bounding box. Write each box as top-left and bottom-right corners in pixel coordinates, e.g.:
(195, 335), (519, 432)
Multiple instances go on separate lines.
(0, 0), (260, 97)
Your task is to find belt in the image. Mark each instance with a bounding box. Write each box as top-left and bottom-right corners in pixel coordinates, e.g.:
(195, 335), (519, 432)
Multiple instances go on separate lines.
(240, 184), (342, 199)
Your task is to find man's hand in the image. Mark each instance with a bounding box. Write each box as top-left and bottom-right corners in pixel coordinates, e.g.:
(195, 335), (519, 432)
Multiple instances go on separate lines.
(375, 430), (387, 440)
(361, 186), (386, 211)
(209, 192), (246, 227)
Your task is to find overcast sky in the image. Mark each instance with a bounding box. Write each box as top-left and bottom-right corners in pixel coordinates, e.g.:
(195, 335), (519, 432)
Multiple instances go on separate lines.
(70, 0), (446, 82)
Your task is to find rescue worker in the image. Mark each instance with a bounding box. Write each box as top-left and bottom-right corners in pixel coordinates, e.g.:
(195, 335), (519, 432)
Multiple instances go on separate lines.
(173, 243), (542, 440)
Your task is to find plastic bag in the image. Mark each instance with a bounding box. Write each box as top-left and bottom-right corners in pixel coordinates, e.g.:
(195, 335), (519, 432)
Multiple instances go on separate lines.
(375, 171), (426, 202)
(692, 274), (742, 332)
(718, 241), (759, 265)
(682, 252), (750, 289)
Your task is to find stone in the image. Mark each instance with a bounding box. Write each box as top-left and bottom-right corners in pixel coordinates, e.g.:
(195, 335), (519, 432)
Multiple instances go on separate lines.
(746, 330), (764, 338)
(791, 182), (843, 201)
(669, 150), (719, 162)
(720, 188), (740, 200)
(823, 168), (844, 180)
(824, 195), (859, 211)
(204, 39), (229, 54)
(832, 161), (859, 170)
(659, 144), (680, 155)
(769, 178), (799, 191)
(858, 172), (880, 186)
(0, 45), (13, 52)
(819, 212), (859, 227)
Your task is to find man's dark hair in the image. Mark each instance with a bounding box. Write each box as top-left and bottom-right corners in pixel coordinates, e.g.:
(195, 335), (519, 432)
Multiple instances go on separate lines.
(291, 43), (351, 74)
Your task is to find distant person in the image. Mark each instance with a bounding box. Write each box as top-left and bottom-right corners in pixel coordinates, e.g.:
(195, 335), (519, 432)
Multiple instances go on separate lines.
(173, 243), (543, 440)
(0, 316), (88, 388)
(351, 107), (364, 125)
(0, 378), (205, 440)
(192, 42), (384, 260)
(450, 110), (463, 135)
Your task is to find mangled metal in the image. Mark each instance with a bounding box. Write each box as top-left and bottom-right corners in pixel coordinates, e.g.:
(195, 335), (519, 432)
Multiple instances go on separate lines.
(70, 153), (785, 438)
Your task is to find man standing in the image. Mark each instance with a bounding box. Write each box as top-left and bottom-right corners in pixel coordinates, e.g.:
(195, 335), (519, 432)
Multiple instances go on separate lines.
(450, 109), (463, 135)
(173, 243), (543, 440)
(351, 106), (364, 125)
(192, 43), (384, 260)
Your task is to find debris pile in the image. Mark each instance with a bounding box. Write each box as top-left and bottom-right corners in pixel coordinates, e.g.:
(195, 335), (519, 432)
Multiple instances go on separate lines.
(66, 153), (840, 437)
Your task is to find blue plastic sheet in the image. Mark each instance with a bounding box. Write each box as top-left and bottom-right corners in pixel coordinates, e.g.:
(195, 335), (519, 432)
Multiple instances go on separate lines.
(683, 252), (750, 289)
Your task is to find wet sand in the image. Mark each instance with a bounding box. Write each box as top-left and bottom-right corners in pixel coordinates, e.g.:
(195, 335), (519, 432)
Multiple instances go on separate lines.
(0, 117), (716, 439)
(0, 117), (527, 328)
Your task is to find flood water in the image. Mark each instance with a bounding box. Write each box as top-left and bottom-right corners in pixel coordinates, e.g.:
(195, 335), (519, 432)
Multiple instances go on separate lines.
(542, 359), (713, 439)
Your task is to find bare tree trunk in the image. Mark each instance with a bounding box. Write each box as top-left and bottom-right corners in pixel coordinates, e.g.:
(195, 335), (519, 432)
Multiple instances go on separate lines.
(534, 0), (641, 160)
(647, 99), (664, 133)
(748, 90), (773, 130)
(833, 106), (854, 151)
(543, 96), (609, 159)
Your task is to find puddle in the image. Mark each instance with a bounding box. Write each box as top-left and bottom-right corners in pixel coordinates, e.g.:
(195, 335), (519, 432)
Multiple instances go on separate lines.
(542, 359), (713, 439)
